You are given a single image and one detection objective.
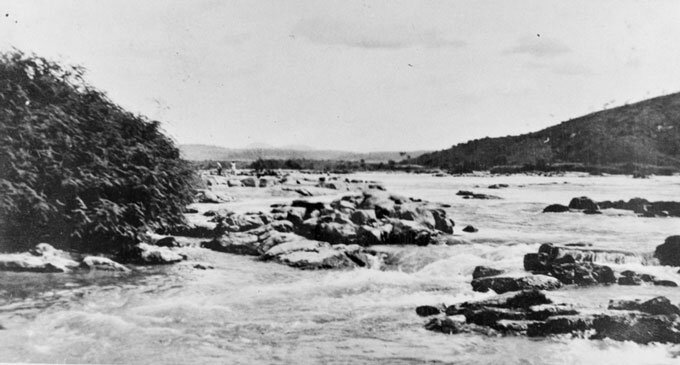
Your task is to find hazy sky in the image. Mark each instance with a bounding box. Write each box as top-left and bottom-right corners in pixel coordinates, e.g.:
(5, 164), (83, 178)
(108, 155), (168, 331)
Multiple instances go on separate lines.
(2, 0), (680, 151)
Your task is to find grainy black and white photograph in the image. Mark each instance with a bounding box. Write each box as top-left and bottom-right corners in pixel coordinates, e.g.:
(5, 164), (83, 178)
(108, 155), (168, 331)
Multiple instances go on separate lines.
(1, 1), (680, 364)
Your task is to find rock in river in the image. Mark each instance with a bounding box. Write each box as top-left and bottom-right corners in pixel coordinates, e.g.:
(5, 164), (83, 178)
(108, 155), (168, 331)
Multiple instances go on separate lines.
(655, 235), (680, 266)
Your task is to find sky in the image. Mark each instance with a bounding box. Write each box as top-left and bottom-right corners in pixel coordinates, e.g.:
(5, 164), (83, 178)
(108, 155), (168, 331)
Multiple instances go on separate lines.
(2, 0), (680, 152)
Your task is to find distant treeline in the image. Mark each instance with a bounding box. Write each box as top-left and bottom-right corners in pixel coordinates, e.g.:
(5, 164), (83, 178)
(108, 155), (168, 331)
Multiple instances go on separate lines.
(191, 158), (408, 173)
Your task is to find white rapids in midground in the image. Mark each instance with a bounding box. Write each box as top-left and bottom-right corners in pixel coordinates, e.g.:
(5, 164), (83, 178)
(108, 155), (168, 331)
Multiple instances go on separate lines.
(1, 172), (680, 364)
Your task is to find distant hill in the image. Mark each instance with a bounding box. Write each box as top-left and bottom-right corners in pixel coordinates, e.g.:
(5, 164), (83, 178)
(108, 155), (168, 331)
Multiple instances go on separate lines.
(414, 92), (680, 170)
(180, 144), (428, 163)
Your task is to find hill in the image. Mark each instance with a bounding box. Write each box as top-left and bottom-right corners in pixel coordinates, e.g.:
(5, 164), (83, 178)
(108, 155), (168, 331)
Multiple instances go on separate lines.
(414, 92), (680, 172)
(180, 144), (428, 163)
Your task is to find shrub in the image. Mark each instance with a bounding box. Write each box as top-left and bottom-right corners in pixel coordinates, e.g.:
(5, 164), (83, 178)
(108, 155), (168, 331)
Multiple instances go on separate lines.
(0, 51), (196, 251)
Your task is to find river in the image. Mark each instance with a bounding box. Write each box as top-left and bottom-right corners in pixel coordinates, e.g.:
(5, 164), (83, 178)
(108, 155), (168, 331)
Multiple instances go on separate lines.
(1, 172), (679, 364)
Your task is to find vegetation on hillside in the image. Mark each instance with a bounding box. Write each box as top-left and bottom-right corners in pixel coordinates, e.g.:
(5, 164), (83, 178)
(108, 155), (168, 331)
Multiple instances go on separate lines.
(414, 93), (680, 172)
(0, 51), (195, 251)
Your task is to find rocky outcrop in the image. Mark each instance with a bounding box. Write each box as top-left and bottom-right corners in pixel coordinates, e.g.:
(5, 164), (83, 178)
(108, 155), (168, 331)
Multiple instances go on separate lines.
(117, 243), (185, 265)
(523, 243), (639, 286)
(655, 235), (680, 266)
(471, 273), (562, 294)
(196, 190), (233, 203)
(202, 228), (383, 270)
(472, 266), (504, 279)
(546, 197), (680, 217)
(598, 198), (680, 218)
(0, 243), (80, 273)
(422, 291), (680, 344)
(81, 256), (129, 271)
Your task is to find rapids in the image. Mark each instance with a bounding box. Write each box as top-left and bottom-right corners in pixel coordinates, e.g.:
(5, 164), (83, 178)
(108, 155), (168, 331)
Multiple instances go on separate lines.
(1, 172), (679, 364)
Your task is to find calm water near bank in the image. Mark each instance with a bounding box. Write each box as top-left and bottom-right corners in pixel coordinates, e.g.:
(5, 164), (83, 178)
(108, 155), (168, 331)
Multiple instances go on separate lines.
(1, 173), (679, 364)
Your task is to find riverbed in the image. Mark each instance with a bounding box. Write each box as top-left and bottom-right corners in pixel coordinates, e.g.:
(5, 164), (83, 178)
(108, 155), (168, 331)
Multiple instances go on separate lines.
(1, 172), (679, 364)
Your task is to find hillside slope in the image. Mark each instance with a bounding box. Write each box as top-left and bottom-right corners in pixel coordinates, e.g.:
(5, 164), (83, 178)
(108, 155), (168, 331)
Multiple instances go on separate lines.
(415, 92), (680, 170)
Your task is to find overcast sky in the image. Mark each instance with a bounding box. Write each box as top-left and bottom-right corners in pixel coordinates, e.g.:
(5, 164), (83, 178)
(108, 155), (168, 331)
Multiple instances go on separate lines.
(2, 0), (680, 152)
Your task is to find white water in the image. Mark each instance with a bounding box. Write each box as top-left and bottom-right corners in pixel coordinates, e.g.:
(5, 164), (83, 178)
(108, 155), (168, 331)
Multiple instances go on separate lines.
(1, 173), (680, 364)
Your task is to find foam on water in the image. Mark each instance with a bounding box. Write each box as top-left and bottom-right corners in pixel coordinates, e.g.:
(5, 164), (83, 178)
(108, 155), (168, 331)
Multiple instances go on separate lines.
(1, 172), (680, 364)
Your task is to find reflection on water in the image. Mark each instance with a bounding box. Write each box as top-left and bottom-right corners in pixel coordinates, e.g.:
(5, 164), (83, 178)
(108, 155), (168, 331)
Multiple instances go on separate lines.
(1, 173), (679, 364)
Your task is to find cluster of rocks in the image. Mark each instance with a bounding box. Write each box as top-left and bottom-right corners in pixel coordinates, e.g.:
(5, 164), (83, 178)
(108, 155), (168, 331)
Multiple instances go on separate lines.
(488, 184), (509, 189)
(523, 243), (677, 287)
(0, 243), (131, 273)
(543, 196), (680, 217)
(197, 190), (460, 269)
(467, 237), (680, 295)
(420, 289), (680, 344)
(456, 190), (502, 200)
(202, 174), (281, 189)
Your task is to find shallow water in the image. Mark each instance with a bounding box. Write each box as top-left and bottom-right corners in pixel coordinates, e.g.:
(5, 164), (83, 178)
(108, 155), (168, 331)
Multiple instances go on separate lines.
(1, 173), (680, 364)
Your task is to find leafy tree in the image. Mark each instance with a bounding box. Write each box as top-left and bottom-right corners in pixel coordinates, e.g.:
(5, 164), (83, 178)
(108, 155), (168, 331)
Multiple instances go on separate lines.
(0, 51), (196, 251)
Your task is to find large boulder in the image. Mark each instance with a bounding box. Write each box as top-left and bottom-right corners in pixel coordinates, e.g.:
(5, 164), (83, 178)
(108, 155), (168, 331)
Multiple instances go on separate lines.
(275, 247), (356, 270)
(471, 273), (562, 294)
(241, 177), (257, 187)
(387, 219), (435, 246)
(655, 236), (680, 266)
(201, 232), (261, 255)
(350, 209), (377, 225)
(568, 197), (599, 211)
(591, 313), (680, 344)
(81, 256), (129, 272)
(118, 243), (184, 265)
(542, 204), (570, 213)
(472, 266), (504, 279)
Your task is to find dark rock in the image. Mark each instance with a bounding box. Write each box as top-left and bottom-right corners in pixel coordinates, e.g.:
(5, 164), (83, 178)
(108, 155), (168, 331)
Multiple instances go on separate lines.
(155, 236), (180, 247)
(655, 235), (680, 266)
(471, 274), (562, 294)
(185, 208), (199, 214)
(583, 209), (602, 215)
(416, 305), (441, 317)
(618, 276), (642, 285)
(456, 190), (474, 196)
(542, 204), (570, 213)
(424, 317), (469, 334)
(472, 266), (504, 279)
(654, 280), (678, 287)
(350, 209), (377, 225)
(527, 315), (594, 337)
(610, 297), (680, 316)
(568, 196), (599, 211)
(462, 225), (478, 233)
(591, 313), (680, 344)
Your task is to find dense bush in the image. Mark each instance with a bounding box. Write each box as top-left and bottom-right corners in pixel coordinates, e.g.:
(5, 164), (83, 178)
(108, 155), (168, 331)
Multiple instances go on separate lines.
(0, 51), (196, 251)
